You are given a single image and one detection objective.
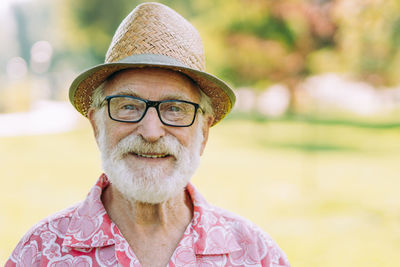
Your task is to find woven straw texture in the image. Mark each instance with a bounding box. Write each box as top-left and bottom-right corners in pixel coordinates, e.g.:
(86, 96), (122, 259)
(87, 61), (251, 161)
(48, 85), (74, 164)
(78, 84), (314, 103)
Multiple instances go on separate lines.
(106, 3), (205, 70)
(71, 2), (234, 125)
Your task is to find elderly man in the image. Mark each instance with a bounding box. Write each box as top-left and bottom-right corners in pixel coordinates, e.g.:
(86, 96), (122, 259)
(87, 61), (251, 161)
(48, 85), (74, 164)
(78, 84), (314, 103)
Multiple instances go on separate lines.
(7, 3), (290, 267)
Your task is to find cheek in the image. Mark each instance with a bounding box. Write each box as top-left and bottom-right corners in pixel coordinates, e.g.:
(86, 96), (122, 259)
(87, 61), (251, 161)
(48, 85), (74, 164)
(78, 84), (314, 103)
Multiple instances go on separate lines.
(104, 122), (134, 148)
(173, 129), (199, 149)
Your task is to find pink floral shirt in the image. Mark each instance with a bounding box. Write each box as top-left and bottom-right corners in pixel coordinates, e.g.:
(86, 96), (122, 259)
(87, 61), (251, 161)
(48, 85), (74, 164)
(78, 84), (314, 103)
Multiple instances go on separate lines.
(6, 174), (290, 267)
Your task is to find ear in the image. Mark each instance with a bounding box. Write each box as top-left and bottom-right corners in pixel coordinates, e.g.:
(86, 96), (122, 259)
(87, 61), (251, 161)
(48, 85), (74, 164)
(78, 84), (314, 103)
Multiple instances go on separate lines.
(88, 108), (100, 144)
(199, 115), (214, 156)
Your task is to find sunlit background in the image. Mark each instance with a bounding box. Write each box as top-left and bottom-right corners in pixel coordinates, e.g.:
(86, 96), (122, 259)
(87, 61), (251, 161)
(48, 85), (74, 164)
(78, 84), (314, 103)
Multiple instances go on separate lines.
(1, 0), (400, 266)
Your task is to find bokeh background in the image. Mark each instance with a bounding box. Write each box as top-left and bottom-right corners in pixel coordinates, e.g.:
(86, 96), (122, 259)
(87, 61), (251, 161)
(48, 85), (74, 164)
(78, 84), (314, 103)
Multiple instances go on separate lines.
(1, 0), (400, 266)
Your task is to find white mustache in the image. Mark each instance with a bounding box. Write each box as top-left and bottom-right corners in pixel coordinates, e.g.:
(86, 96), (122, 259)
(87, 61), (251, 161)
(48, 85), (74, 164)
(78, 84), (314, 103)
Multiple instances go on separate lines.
(111, 134), (183, 160)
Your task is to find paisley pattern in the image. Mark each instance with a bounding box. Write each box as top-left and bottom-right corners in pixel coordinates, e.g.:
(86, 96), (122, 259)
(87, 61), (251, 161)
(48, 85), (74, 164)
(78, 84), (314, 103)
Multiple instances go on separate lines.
(6, 174), (290, 267)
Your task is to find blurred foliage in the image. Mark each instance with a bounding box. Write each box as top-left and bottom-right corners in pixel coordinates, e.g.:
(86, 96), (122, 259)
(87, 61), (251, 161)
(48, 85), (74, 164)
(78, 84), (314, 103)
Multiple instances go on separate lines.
(59, 0), (142, 67)
(332, 0), (400, 86)
(6, 0), (400, 88)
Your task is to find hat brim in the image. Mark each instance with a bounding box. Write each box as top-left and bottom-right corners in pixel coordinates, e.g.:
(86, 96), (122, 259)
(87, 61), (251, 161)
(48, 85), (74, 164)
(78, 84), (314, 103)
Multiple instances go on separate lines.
(69, 54), (235, 126)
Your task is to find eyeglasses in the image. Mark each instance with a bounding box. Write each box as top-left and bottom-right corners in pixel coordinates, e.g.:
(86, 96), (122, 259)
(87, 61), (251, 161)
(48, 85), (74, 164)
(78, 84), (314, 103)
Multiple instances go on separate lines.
(103, 95), (202, 127)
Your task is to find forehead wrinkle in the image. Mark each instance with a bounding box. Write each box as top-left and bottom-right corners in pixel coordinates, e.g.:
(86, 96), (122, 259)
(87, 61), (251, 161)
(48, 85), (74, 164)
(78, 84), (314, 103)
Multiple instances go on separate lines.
(108, 90), (140, 98)
(104, 81), (136, 95)
(159, 92), (197, 102)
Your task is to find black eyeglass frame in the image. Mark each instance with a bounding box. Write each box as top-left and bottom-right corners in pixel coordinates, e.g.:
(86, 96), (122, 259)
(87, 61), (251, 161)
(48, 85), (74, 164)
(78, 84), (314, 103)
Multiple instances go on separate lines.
(103, 95), (202, 127)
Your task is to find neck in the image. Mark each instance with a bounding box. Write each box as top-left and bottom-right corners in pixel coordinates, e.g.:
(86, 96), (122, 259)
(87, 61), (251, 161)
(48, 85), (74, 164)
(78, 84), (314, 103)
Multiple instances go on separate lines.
(102, 183), (193, 232)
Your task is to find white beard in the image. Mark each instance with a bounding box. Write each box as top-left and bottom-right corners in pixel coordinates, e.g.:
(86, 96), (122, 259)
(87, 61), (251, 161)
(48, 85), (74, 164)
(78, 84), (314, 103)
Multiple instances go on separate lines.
(96, 111), (204, 204)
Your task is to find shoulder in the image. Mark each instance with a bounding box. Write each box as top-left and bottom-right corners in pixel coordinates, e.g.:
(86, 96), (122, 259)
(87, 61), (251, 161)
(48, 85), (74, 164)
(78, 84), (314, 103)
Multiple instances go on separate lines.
(206, 204), (271, 239)
(6, 203), (80, 266)
(206, 205), (291, 266)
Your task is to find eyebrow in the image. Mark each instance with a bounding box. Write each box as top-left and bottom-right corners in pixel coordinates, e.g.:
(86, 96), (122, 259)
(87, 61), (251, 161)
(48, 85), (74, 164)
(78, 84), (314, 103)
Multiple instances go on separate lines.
(111, 91), (140, 98)
(109, 90), (194, 102)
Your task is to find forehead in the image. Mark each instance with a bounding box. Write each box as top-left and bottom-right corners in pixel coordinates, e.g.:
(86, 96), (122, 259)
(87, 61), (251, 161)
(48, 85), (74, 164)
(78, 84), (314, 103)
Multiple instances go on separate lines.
(104, 68), (201, 101)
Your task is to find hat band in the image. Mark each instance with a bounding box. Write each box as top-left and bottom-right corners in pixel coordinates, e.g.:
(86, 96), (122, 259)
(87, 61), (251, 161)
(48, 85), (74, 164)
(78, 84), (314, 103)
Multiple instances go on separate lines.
(115, 54), (191, 69)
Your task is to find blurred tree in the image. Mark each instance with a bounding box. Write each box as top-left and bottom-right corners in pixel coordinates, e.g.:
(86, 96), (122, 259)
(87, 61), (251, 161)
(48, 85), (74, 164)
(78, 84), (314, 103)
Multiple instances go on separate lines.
(332, 0), (400, 86)
(218, 0), (336, 89)
(60, 0), (142, 67)
(11, 5), (31, 63)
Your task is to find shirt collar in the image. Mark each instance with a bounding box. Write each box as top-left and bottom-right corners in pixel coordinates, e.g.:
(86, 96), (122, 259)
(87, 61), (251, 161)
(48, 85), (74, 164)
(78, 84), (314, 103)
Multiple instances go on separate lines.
(63, 174), (241, 255)
(186, 183), (242, 255)
(63, 174), (115, 248)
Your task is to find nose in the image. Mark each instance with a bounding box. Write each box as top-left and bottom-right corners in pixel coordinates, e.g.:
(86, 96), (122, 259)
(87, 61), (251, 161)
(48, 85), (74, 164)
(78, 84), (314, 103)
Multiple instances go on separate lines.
(136, 107), (166, 142)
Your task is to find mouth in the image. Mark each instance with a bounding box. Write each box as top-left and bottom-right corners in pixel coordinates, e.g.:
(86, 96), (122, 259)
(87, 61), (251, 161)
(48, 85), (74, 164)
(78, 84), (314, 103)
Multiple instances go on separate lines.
(129, 152), (171, 159)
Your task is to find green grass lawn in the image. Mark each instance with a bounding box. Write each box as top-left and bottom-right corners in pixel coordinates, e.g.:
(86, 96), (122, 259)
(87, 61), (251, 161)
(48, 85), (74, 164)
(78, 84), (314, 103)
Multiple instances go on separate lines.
(1, 118), (400, 266)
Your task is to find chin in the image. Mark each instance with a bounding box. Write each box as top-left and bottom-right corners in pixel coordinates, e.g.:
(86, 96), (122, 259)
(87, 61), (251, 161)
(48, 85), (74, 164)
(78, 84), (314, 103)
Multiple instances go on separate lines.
(102, 155), (198, 204)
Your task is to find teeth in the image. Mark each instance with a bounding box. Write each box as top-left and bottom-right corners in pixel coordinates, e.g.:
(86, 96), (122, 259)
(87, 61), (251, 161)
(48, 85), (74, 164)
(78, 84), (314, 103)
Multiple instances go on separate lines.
(136, 153), (167, 159)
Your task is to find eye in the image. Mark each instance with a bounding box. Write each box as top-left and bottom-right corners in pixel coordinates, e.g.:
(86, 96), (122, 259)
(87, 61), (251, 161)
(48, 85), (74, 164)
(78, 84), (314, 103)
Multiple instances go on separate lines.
(167, 105), (182, 112)
(122, 104), (139, 110)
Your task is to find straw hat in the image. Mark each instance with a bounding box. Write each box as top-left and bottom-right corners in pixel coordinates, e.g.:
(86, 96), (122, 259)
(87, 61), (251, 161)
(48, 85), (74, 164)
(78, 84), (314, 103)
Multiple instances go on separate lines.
(69, 2), (235, 126)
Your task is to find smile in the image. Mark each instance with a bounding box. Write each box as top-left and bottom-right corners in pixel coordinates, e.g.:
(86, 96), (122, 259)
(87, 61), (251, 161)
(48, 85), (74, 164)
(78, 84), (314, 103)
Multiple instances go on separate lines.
(131, 152), (170, 159)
